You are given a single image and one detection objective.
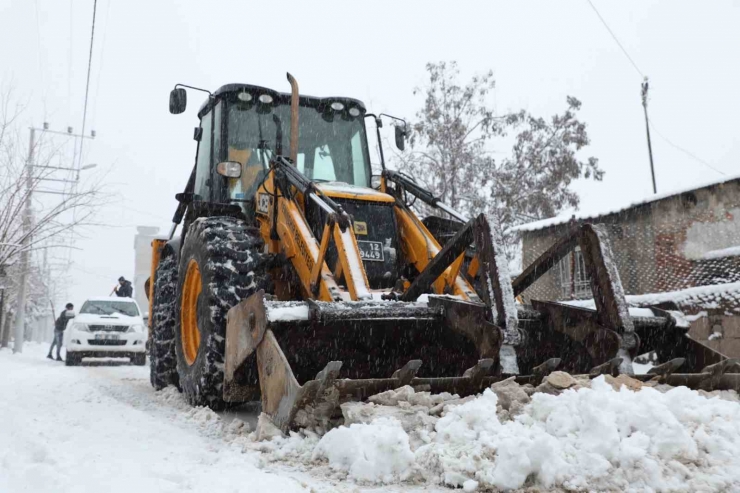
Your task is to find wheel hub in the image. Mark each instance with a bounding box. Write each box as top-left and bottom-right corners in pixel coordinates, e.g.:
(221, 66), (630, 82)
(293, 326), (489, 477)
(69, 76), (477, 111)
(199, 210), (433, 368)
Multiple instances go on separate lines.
(181, 259), (202, 365)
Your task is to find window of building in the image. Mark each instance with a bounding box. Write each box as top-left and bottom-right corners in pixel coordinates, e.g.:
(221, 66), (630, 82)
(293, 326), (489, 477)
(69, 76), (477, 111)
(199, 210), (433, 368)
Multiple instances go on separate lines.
(557, 247), (591, 299)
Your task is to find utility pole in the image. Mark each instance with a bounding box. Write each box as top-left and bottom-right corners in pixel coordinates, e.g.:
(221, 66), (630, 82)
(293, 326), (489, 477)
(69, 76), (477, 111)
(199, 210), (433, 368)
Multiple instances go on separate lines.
(0, 265), (6, 349)
(641, 77), (657, 194)
(12, 124), (96, 353)
(12, 128), (35, 353)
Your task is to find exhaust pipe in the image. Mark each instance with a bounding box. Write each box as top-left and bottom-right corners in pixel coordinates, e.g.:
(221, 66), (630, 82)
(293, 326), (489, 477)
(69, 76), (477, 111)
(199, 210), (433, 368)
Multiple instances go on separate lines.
(287, 73), (299, 164)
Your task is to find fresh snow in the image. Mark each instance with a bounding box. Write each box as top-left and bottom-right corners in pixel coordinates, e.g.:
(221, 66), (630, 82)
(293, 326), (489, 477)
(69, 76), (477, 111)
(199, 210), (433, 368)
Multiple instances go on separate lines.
(0, 344), (309, 493)
(4, 343), (740, 492)
(266, 303), (310, 322)
(264, 380), (740, 492)
(339, 228), (372, 300)
(700, 245), (740, 260)
(566, 282), (740, 311)
(0, 343), (447, 493)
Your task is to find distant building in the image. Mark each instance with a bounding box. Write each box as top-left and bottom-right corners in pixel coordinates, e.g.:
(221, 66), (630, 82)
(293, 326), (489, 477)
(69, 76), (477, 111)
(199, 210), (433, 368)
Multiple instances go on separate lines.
(514, 174), (740, 357)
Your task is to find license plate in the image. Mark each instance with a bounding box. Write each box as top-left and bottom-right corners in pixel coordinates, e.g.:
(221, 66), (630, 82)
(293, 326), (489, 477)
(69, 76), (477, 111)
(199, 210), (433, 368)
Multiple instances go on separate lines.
(95, 333), (120, 340)
(357, 240), (384, 262)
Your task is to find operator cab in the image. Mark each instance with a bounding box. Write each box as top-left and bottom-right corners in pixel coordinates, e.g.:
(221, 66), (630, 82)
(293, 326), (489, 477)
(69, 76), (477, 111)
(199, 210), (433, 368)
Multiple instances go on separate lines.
(186, 84), (373, 211)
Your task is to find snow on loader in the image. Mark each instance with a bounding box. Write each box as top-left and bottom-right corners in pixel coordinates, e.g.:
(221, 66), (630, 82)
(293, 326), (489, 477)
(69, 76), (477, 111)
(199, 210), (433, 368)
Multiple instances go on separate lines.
(148, 74), (739, 432)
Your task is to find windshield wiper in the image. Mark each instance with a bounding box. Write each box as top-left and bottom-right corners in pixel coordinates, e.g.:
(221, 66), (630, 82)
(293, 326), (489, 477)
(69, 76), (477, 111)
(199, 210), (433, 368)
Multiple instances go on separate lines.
(109, 306), (131, 316)
(90, 305), (113, 315)
(272, 114), (283, 156)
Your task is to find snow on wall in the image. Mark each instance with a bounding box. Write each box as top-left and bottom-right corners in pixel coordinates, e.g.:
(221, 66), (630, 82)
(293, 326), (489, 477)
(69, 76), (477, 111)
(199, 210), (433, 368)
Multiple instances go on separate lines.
(700, 245), (740, 261)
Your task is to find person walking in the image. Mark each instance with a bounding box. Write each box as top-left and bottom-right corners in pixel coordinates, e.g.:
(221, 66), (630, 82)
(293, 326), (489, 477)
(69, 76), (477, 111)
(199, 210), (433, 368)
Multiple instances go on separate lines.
(114, 276), (133, 298)
(47, 303), (75, 361)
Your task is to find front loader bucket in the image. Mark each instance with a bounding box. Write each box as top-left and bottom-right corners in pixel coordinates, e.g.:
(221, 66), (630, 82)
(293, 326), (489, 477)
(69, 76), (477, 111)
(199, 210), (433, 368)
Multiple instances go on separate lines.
(225, 290), (503, 431)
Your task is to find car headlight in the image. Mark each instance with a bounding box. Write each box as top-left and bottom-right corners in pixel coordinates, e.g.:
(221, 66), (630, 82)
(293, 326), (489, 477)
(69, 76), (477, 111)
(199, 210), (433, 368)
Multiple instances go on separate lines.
(127, 324), (145, 334)
(72, 323), (89, 332)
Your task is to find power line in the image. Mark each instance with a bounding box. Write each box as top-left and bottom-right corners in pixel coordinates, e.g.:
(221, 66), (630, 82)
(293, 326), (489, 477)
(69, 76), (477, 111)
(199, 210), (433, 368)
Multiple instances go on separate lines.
(68, 0), (74, 119)
(76, 0), (98, 171)
(32, 0), (45, 96)
(648, 118), (727, 177)
(91, 0), (112, 129)
(585, 0), (726, 180)
(586, 0), (645, 78)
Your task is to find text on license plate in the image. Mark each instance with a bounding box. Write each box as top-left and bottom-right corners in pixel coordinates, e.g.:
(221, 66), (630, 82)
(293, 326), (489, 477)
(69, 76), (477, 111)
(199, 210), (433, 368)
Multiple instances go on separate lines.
(95, 333), (120, 340)
(357, 241), (384, 262)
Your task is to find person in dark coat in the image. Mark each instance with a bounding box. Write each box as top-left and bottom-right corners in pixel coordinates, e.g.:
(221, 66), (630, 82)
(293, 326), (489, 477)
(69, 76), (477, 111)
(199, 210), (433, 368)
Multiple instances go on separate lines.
(47, 303), (74, 361)
(115, 276), (133, 298)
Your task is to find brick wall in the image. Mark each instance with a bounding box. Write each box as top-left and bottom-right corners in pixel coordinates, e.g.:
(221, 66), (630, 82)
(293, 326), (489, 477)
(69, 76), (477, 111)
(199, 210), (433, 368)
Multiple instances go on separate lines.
(519, 178), (740, 356)
(521, 179), (740, 302)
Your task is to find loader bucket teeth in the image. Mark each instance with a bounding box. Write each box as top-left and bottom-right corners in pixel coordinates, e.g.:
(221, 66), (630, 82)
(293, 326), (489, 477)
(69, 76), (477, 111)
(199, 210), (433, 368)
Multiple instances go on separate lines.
(391, 360), (423, 386)
(699, 358), (740, 390)
(647, 358), (685, 383)
(531, 358), (562, 386)
(589, 357), (623, 378)
(462, 359), (494, 383)
(226, 291), (511, 432)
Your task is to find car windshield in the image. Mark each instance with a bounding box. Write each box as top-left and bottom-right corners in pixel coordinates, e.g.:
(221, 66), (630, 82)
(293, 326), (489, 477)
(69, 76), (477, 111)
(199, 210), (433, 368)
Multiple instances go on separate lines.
(226, 101), (371, 188)
(80, 300), (140, 317)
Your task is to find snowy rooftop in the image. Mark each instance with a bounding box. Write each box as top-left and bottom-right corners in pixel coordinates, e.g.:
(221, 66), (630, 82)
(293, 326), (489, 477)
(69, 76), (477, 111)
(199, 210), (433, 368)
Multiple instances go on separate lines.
(565, 281), (740, 312)
(513, 172), (740, 233)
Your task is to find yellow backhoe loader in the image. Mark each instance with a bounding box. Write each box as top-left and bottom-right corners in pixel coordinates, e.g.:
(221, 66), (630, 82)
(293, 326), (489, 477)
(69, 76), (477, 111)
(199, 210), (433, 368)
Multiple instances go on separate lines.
(148, 74), (738, 432)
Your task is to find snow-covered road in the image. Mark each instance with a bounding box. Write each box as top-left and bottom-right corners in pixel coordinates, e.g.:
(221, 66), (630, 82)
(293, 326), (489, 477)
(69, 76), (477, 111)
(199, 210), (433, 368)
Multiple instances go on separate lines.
(1, 344), (431, 493)
(0, 344), (310, 492)
(3, 343), (740, 493)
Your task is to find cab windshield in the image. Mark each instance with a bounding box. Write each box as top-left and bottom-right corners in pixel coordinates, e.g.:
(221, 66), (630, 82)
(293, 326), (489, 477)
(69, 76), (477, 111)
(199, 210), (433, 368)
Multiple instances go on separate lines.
(224, 100), (371, 200)
(80, 300), (140, 317)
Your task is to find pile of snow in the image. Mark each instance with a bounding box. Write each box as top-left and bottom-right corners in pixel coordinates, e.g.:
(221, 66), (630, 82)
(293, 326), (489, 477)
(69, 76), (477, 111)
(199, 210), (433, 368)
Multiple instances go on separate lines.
(257, 376), (740, 491)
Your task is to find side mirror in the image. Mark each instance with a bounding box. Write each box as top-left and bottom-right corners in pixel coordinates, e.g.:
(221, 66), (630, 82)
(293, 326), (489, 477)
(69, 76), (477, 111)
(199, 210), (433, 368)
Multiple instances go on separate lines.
(394, 124), (408, 151)
(169, 88), (187, 114)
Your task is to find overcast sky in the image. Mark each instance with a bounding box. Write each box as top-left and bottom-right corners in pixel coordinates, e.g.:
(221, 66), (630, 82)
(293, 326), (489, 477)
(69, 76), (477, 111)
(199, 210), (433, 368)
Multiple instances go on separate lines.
(1, 0), (738, 309)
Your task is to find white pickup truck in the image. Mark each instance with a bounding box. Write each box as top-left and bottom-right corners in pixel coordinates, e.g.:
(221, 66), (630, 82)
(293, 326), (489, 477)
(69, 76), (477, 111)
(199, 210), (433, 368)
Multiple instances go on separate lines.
(64, 297), (148, 366)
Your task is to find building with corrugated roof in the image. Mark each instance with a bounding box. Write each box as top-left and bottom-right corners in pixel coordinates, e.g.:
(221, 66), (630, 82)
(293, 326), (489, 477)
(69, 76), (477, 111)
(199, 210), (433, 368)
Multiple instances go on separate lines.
(514, 174), (740, 357)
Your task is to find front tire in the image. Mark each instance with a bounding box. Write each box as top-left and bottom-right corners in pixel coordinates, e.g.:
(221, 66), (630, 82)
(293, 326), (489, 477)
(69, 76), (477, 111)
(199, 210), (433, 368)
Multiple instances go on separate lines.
(174, 217), (266, 409)
(132, 353), (147, 366)
(65, 353), (80, 366)
(150, 253), (180, 390)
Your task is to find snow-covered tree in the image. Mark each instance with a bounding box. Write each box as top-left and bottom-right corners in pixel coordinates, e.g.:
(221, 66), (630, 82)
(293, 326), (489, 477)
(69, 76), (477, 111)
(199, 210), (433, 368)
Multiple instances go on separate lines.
(396, 62), (603, 259)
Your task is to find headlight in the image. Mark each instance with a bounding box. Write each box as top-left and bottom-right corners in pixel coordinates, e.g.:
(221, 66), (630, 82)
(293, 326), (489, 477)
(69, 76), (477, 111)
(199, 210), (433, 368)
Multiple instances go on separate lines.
(127, 324), (145, 334)
(72, 323), (89, 332)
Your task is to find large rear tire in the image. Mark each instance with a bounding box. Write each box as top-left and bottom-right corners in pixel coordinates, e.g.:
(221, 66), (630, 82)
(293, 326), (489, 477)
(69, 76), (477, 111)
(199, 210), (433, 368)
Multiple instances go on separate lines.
(174, 217), (266, 410)
(150, 253), (180, 390)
